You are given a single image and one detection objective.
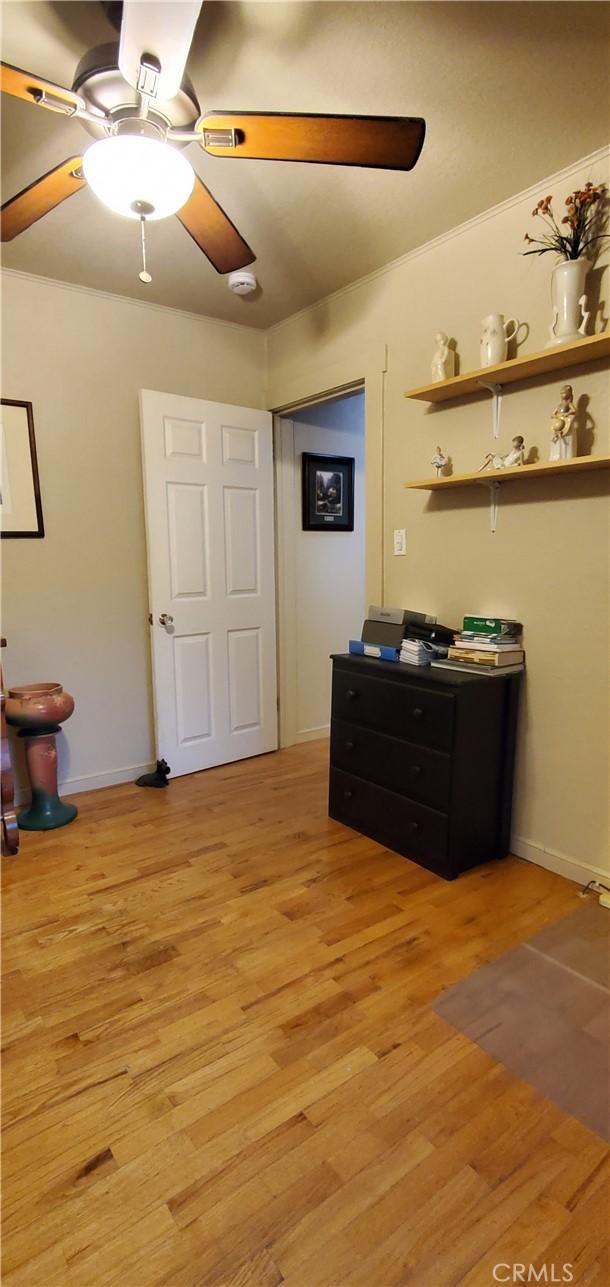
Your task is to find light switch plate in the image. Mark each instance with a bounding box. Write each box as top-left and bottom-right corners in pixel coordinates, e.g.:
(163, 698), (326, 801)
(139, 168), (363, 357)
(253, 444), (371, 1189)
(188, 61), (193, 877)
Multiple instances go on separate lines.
(393, 528), (406, 556)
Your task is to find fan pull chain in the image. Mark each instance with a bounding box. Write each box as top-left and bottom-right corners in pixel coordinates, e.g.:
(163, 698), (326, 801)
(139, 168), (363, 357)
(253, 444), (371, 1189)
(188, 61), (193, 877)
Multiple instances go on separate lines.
(139, 216), (152, 284)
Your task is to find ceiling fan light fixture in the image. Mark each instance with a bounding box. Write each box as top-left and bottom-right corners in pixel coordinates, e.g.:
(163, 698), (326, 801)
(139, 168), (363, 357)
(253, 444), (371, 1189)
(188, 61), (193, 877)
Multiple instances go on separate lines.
(82, 134), (194, 221)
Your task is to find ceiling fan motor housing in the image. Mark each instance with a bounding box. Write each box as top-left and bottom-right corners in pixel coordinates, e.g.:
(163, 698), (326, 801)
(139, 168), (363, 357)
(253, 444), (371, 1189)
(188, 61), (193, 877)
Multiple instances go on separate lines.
(72, 43), (200, 142)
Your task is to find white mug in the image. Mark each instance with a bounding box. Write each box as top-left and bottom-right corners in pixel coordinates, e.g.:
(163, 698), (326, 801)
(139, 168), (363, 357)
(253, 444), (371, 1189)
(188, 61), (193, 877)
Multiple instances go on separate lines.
(480, 314), (519, 367)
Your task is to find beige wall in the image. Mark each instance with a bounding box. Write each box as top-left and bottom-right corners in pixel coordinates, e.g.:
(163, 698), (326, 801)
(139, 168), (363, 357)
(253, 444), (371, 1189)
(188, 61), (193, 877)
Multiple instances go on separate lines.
(1, 273), (266, 790)
(267, 149), (610, 880)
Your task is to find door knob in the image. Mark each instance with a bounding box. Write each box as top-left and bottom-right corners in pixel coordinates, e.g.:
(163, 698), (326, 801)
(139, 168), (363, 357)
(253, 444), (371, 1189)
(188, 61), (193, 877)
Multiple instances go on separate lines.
(158, 613), (174, 626)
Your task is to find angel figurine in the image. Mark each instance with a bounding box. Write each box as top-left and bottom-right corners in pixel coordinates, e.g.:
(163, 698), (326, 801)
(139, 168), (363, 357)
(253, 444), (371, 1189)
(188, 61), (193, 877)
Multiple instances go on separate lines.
(430, 333), (456, 382)
(478, 435), (526, 471)
(431, 446), (448, 477)
(549, 384), (577, 460)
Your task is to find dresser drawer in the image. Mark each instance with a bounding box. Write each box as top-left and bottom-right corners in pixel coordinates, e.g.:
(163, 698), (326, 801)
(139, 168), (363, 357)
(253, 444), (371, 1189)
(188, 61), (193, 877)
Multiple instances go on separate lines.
(331, 668), (455, 752)
(330, 718), (451, 811)
(329, 767), (449, 875)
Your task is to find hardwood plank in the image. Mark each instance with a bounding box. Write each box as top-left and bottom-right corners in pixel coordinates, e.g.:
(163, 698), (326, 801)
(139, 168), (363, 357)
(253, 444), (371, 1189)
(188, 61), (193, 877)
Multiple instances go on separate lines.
(2, 740), (604, 1285)
(456, 1194), (572, 1287)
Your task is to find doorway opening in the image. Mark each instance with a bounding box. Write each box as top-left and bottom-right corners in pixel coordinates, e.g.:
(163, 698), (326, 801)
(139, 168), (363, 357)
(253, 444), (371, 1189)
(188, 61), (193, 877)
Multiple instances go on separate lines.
(274, 387), (366, 748)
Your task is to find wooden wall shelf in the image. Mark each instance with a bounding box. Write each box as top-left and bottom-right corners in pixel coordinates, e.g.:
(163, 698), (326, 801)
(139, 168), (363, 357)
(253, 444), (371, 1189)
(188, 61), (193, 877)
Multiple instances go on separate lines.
(405, 454), (610, 491)
(404, 333), (610, 404)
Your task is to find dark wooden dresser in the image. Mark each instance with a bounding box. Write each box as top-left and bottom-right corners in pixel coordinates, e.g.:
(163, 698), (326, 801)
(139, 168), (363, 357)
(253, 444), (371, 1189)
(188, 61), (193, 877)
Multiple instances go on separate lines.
(329, 653), (521, 880)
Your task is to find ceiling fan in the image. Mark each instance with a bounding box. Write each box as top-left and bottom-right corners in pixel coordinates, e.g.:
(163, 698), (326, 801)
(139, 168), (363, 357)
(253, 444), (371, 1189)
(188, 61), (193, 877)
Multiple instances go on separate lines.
(0, 0), (426, 281)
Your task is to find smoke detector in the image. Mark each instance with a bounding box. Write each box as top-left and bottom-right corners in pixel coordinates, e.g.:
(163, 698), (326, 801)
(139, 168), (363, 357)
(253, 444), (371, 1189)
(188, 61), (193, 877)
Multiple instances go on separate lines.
(228, 270), (257, 296)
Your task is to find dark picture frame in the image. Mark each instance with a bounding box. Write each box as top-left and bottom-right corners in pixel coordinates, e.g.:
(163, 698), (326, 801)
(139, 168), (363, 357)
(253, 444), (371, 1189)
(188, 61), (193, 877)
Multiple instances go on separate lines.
(1, 399), (45, 538)
(301, 453), (354, 532)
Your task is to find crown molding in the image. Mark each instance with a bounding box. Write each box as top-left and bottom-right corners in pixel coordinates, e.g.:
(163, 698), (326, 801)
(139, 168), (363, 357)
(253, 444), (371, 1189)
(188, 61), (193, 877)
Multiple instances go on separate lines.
(267, 145), (610, 337)
(0, 267), (263, 338)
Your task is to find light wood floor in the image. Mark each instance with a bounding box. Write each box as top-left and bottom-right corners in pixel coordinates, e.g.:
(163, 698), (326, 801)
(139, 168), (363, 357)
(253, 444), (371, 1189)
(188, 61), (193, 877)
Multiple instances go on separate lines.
(2, 741), (608, 1287)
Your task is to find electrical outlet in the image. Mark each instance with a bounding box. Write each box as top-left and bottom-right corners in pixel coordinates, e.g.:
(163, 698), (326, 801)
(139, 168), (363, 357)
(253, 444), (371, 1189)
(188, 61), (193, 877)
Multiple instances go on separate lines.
(393, 528), (406, 556)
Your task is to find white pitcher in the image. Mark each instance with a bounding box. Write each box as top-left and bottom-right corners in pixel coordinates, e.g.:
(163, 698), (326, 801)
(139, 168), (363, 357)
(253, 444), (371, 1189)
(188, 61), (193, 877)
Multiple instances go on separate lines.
(480, 314), (519, 367)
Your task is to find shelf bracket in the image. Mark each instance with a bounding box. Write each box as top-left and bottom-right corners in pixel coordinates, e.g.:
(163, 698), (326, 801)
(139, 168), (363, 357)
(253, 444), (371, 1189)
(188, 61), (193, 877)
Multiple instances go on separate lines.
(477, 380), (504, 439)
(477, 477), (502, 533)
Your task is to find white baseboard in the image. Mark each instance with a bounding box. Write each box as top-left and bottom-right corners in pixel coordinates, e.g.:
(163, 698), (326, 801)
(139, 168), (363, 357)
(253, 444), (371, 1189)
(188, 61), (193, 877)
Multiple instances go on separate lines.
(14, 762), (155, 805)
(294, 724), (330, 744)
(511, 834), (610, 888)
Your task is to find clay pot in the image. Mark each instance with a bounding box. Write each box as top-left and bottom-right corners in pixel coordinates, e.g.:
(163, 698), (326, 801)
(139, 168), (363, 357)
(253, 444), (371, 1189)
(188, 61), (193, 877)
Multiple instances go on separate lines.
(6, 683), (75, 732)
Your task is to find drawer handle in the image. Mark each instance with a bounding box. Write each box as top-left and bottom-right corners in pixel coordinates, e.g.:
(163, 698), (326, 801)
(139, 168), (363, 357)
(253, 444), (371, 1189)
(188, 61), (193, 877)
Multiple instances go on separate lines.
(412, 707), (424, 720)
(410, 764), (422, 777)
(344, 740), (355, 751)
(408, 821), (420, 833)
(346, 689), (359, 700)
(343, 789), (353, 799)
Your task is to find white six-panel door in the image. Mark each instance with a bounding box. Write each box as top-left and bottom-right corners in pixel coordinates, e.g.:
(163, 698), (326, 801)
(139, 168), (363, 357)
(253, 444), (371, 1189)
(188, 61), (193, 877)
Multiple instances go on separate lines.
(140, 390), (277, 777)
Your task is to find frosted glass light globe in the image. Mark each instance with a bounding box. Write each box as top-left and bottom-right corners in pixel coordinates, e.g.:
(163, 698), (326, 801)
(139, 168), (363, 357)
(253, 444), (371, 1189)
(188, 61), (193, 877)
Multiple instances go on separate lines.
(83, 135), (194, 220)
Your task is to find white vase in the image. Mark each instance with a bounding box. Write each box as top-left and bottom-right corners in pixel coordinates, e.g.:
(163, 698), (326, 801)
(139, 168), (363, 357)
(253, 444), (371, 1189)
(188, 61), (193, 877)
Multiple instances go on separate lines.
(547, 258), (591, 347)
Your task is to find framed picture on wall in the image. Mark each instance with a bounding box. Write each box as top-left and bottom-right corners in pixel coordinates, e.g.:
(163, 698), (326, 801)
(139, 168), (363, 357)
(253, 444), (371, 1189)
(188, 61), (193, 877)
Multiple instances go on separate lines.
(0, 399), (44, 539)
(302, 453), (354, 531)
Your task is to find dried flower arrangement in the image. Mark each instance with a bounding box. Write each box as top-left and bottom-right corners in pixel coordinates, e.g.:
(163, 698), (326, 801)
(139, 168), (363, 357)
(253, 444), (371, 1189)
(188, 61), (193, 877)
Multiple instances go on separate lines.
(523, 182), (608, 261)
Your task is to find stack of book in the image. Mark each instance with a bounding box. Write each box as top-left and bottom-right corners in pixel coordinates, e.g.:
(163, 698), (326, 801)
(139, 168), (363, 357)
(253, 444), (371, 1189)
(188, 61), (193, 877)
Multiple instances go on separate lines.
(431, 616), (524, 677)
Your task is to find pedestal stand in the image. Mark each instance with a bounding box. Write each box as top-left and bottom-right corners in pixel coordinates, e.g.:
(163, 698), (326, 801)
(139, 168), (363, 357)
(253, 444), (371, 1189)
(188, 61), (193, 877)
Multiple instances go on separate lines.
(17, 725), (78, 830)
(5, 682), (77, 832)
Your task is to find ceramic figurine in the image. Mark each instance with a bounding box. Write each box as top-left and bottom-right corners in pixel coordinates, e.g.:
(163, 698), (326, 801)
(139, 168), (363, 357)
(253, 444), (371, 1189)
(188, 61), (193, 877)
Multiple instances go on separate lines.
(478, 435), (526, 471)
(549, 384), (577, 460)
(430, 333), (455, 382)
(430, 446), (448, 477)
(480, 314), (520, 367)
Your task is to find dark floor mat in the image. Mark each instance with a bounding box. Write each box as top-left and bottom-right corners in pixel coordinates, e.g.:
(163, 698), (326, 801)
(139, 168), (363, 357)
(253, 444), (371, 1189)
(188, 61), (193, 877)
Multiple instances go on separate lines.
(433, 900), (610, 1140)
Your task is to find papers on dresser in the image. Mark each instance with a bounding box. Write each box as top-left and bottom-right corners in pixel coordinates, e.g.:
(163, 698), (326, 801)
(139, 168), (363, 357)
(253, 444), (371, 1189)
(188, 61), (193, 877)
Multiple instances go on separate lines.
(400, 638), (437, 667)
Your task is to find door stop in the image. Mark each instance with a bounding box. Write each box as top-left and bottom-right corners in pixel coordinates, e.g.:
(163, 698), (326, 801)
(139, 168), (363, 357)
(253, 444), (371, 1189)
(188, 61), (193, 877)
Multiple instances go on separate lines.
(135, 759), (171, 788)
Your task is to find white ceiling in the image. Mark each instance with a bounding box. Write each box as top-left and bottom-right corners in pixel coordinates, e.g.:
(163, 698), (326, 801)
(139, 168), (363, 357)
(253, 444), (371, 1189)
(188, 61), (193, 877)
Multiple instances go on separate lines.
(1, 1), (609, 328)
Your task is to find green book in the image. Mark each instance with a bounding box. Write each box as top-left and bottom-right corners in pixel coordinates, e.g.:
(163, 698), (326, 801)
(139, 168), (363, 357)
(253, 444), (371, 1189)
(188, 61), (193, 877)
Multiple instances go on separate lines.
(463, 615), (522, 636)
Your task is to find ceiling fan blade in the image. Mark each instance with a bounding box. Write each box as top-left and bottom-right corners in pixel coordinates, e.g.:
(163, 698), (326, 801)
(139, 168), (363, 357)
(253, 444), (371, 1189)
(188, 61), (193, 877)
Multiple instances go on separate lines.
(0, 61), (83, 115)
(200, 112), (426, 171)
(119, 0), (202, 101)
(176, 176), (254, 274)
(1, 158), (86, 242)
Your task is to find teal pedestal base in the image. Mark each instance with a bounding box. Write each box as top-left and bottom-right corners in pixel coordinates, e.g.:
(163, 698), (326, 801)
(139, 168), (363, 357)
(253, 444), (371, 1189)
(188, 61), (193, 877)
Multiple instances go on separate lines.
(18, 791), (78, 831)
(17, 727), (78, 832)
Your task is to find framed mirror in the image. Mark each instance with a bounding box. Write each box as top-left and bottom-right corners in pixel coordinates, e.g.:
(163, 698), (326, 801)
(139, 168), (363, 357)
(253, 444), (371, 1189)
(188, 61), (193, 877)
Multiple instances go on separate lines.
(1, 399), (44, 539)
